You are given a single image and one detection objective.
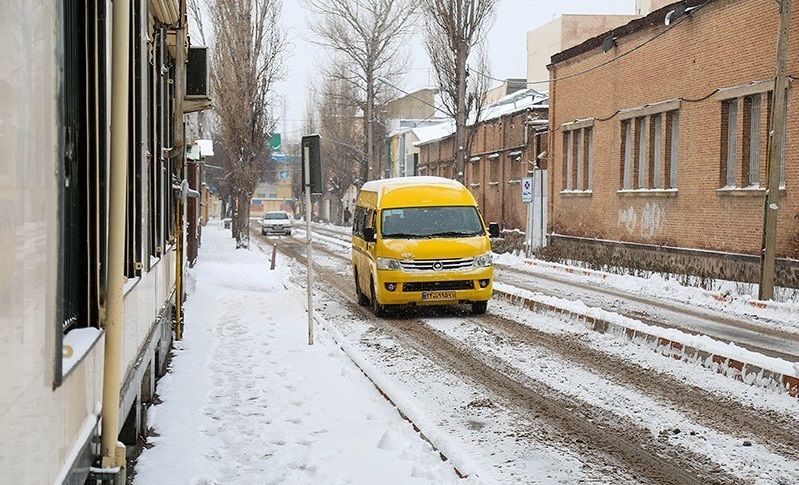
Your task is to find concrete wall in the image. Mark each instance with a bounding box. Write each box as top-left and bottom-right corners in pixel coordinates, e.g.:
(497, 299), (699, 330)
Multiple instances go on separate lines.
(527, 14), (640, 86)
(384, 88), (438, 120)
(549, 0), (799, 284)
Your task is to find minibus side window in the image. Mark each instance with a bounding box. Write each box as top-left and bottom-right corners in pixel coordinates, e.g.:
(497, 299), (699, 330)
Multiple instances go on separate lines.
(352, 206), (363, 236)
(353, 206), (370, 239)
(362, 209), (376, 239)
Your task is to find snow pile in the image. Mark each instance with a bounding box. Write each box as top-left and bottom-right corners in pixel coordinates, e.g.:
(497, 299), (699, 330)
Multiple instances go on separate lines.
(494, 282), (799, 379)
(133, 225), (463, 484)
(493, 253), (799, 330)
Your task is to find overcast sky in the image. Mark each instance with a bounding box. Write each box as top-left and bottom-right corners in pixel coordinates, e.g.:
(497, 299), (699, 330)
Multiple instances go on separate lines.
(274, 0), (635, 143)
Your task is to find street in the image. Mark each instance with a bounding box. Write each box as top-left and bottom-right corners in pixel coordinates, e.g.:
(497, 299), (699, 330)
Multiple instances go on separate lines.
(133, 221), (799, 484)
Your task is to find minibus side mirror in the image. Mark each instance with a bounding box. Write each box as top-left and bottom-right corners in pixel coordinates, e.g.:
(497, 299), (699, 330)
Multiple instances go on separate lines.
(488, 222), (500, 238)
(363, 227), (376, 242)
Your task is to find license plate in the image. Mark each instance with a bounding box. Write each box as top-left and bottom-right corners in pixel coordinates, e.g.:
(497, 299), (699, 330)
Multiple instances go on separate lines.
(421, 291), (457, 301)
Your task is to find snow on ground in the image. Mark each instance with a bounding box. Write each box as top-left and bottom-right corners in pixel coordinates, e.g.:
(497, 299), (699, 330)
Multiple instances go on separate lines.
(487, 299), (799, 418)
(133, 225), (463, 485)
(424, 315), (799, 484)
(494, 282), (798, 378)
(493, 251), (799, 327)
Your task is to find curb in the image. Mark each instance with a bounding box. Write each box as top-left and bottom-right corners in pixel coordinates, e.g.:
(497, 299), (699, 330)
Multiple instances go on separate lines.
(493, 288), (799, 399)
(511, 258), (791, 312)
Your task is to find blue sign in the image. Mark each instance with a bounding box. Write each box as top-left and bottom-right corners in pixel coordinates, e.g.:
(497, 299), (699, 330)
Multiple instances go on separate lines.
(522, 177), (534, 203)
(271, 153), (291, 163)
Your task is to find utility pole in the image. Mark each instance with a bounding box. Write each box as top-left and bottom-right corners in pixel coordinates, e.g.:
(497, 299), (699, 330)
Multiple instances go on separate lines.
(759, 0), (791, 301)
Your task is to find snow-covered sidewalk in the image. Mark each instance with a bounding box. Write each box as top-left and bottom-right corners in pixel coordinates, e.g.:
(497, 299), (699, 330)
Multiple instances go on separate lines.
(133, 226), (462, 484)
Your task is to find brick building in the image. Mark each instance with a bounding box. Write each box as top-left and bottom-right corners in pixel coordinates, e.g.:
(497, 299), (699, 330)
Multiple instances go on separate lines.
(417, 89), (548, 231)
(548, 0), (799, 287)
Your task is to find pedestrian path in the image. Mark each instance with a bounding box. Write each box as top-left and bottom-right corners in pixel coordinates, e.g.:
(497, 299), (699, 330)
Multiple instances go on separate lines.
(133, 225), (462, 484)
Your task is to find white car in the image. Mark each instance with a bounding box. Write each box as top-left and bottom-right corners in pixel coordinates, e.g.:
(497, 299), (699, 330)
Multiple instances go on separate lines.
(261, 211), (292, 236)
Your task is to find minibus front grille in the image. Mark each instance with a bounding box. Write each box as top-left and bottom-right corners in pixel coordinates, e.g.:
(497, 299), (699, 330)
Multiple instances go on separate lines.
(402, 281), (475, 292)
(400, 258), (475, 272)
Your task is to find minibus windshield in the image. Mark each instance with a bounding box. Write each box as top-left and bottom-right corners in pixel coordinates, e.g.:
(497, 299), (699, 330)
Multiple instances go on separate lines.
(381, 206), (484, 239)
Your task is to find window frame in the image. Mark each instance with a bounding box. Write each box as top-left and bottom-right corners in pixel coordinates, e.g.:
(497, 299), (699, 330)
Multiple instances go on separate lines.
(721, 98), (739, 188)
(560, 118), (594, 192)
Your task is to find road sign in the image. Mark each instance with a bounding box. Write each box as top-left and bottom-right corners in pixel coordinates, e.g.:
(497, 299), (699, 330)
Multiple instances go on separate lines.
(269, 133), (282, 151)
(279, 170), (289, 180)
(521, 177), (534, 203)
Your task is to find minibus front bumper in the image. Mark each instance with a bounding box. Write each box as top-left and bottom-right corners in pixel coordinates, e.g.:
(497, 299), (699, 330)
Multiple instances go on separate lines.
(374, 267), (493, 305)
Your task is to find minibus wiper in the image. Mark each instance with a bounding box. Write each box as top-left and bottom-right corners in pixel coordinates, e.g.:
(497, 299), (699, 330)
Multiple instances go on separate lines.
(429, 231), (482, 238)
(382, 233), (425, 239)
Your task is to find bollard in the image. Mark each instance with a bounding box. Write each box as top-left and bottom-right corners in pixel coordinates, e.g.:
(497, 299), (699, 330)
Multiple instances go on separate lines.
(270, 244), (277, 270)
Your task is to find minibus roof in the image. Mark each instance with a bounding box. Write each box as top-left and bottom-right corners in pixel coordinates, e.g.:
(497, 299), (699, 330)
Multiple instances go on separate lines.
(360, 176), (476, 209)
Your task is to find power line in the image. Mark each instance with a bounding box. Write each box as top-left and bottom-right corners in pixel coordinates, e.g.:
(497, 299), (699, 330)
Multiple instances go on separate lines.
(469, 2), (711, 87)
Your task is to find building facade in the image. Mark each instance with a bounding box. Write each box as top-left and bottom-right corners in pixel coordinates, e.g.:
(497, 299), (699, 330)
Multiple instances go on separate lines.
(417, 90), (548, 231)
(548, 0), (799, 287)
(0, 1), (209, 483)
(385, 119), (453, 178)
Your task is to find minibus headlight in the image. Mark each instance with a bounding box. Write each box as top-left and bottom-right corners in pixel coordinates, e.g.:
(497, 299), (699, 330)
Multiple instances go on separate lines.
(376, 258), (402, 270)
(474, 253), (493, 268)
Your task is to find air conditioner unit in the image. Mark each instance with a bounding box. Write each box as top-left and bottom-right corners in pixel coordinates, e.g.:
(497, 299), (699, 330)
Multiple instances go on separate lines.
(186, 46), (208, 98)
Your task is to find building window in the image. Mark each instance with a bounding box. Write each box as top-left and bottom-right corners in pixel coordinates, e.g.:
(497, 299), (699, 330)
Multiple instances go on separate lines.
(490, 155), (500, 183)
(743, 94), (762, 187)
(721, 99), (738, 187)
(666, 111), (679, 188)
(562, 131), (570, 190)
(583, 128), (593, 190)
(125, 4), (143, 278)
(635, 116), (647, 189)
(621, 110), (679, 190)
(621, 120), (633, 189)
(650, 114), (662, 189)
(563, 126), (593, 190)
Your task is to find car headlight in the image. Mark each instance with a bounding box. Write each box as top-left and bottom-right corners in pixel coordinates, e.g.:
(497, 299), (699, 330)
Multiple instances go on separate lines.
(474, 253), (493, 268)
(376, 258), (402, 270)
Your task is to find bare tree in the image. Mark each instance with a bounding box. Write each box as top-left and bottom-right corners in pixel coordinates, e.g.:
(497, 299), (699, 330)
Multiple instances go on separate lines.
(306, 0), (417, 181)
(315, 69), (364, 221)
(208, 0), (285, 248)
(422, 0), (497, 182)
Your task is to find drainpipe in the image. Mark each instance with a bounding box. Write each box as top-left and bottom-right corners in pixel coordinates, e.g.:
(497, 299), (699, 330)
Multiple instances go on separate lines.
(173, 8), (187, 340)
(101, 0), (130, 470)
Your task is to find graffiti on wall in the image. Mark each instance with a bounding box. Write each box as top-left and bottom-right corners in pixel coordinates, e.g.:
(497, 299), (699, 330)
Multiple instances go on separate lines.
(618, 203), (665, 238)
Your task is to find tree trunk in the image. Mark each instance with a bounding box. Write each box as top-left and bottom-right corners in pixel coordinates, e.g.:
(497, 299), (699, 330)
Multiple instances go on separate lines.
(455, 41), (468, 183)
(233, 191), (251, 249)
(366, 77), (375, 181)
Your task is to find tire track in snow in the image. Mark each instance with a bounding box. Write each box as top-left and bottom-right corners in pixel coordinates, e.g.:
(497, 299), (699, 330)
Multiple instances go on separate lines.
(298, 226), (799, 433)
(262, 233), (742, 484)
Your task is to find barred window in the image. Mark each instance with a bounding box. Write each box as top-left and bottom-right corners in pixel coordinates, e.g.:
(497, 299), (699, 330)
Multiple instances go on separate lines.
(621, 110), (679, 190)
(562, 126), (593, 191)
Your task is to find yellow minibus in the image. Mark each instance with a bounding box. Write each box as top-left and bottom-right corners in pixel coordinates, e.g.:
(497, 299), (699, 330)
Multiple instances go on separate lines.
(351, 176), (499, 316)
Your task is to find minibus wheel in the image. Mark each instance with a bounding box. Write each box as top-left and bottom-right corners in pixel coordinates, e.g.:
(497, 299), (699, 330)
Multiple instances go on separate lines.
(354, 270), (369, 306)
(371, 279), (388, 317)
(471, 301), (488, 315)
